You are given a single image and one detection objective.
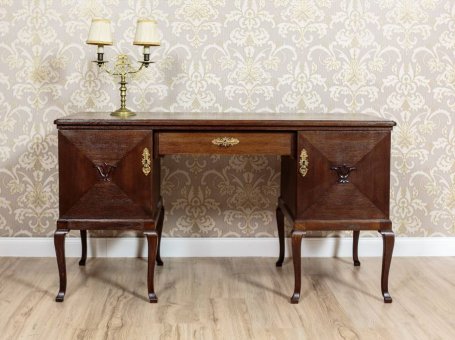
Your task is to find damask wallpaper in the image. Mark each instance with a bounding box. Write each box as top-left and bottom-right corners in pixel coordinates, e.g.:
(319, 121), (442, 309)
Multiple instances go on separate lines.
(0, 0), (454, 238)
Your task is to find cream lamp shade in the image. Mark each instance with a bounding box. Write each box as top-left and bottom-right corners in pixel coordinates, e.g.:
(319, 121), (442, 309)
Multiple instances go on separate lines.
(133, 19), (160, 46)
(86, 18), (113, 45)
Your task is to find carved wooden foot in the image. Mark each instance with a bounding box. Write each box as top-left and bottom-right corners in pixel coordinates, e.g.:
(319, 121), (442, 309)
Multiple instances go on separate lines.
(156, 206), (165, 266)
(290, 230), (304, 304)
(380, 230), (395, 303)
(145, 231), (159, 303)
(54, 229), (69, 302)
(148, 293), (158, 303)
(353, 230), (360, 266)
(276, 206), (285, 267)
(79, 230), (87, 266)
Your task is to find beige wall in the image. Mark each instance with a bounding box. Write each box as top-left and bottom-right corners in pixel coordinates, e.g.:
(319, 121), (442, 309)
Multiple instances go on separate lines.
(0, 0), (454, 237)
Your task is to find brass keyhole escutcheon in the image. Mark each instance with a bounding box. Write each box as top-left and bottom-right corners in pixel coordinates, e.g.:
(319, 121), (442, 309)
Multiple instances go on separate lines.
(142, 148), (151, 176)
(299, 148), (309, 177)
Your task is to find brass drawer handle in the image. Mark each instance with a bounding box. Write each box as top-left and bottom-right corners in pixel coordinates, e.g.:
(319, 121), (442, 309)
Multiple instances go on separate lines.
(299, 148), (309, 177)
(142, 148), (151, 176)
(212, 137), (240, 147)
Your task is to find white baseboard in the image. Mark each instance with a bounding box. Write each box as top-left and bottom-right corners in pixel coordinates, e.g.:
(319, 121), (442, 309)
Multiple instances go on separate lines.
(0, 237), (454, 258)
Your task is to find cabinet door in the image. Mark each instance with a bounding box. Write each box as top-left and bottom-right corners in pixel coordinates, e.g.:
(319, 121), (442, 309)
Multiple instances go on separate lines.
(296, 130), (391, 221)
(58, 130), (158, 220)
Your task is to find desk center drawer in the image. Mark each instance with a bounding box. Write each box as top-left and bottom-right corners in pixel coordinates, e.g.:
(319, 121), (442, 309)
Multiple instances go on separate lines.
(158, 132), (293, 155)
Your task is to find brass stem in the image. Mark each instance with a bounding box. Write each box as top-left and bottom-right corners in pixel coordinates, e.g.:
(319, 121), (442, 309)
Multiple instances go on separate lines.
(119, 74), (127, 112)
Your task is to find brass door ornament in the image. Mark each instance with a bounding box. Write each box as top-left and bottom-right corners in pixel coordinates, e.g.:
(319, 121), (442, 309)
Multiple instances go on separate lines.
(94, 163), (116, 181)
(142, 148), (151, 176)
(299, 149), (309, 177)
(331, 164), (356, 183)
(212, 137), (240, 147)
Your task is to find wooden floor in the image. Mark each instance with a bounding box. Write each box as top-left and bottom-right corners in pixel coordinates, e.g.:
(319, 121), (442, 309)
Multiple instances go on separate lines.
(0, 257), (454, 340)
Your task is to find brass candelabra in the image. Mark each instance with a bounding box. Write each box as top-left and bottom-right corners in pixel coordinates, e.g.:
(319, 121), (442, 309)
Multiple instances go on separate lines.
(95, 54), (153, 117)
(86, 17), (160, 118)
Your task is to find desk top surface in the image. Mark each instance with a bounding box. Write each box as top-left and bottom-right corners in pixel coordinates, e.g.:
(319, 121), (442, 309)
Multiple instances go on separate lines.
(55, 112), (396, 128)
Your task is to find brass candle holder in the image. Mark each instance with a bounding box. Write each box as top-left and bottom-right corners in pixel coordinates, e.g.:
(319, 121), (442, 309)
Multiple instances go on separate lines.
(86, 18), (160, 118)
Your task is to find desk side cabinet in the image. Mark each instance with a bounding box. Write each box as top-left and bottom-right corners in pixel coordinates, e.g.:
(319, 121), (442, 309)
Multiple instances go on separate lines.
(55, 129), (163, 302)
(279, 129), (394, 303)
(297, 130), (390, 222)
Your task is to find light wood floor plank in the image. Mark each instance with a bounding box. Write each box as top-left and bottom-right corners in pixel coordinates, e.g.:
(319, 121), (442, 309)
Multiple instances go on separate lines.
(0, 257), (454, 339)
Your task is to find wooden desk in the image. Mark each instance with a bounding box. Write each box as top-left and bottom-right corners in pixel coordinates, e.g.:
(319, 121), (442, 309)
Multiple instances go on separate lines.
(54, 112), (396, 304)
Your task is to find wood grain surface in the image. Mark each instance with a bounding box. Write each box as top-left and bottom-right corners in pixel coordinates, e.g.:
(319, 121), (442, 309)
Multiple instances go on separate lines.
(158, 132), (293, 155)
(55, 112), (396, 129)
(0, 257), (453, 339)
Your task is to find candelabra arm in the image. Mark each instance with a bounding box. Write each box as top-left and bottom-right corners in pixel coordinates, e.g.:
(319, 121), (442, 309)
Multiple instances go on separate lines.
(98, 62), (114, 76)
(129, 62), (146, 74)
(99, 61), (145, 76)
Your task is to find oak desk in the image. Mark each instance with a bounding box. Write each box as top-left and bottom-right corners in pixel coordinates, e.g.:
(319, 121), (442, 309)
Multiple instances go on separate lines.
(54, 112), (396, 304)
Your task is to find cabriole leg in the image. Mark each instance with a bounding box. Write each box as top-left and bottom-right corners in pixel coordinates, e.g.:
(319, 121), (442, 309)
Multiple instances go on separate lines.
(276, 206), (285, 267)
(353, 230), (360, 266)
(79, 230), (87, 266)
(54, 229), (69, 302)
(144, 231), (159, 303)
(380, 230), (395, 303)
(156, 206), (165, 266)
(291, 230), (305, 304)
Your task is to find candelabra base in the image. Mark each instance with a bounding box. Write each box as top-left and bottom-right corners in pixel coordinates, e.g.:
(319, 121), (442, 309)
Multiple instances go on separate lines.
(111, 107), (136, 118)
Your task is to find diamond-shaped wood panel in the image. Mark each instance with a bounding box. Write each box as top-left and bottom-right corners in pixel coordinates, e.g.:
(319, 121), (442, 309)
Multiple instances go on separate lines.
(58, 130), (155, 219)
(297, 131), (391, 221)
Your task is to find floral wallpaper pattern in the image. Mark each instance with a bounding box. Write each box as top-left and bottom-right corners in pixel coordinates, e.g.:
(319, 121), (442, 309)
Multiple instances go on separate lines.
(0, 0), (454, 237)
